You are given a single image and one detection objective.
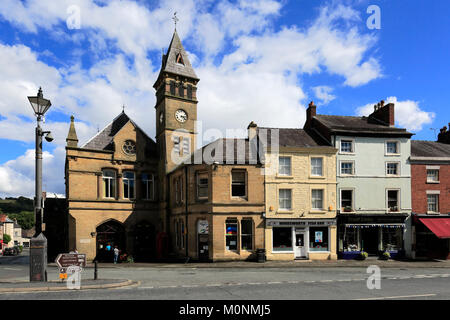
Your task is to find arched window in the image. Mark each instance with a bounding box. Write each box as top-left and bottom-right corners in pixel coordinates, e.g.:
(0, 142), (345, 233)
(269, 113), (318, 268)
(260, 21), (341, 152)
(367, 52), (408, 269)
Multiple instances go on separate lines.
(123, 171), (135, 199)
(103, 169), (116, 198)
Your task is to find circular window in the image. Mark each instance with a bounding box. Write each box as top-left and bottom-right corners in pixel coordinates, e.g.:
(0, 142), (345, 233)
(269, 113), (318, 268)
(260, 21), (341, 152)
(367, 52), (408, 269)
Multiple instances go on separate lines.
(122, 140), (136, 155)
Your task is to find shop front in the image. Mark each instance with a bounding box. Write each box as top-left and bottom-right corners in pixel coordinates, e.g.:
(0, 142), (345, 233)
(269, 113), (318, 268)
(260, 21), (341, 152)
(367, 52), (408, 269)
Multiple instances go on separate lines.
(412, 214), (450, 260)
(265, 219), (337, 261)
(338, 214), (408, 259)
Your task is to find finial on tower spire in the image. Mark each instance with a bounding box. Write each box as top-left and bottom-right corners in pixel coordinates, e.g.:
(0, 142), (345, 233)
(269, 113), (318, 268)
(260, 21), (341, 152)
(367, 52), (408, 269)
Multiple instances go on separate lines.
(172, 12), (179, 30)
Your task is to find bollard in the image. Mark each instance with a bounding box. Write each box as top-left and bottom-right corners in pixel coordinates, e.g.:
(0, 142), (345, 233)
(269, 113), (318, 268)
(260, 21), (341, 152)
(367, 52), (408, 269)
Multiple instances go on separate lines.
(94, 260), (98, 280)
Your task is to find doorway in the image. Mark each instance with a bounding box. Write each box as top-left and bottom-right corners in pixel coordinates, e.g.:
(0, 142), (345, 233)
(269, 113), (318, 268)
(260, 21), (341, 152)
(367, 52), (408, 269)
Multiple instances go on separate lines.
(133, 222), (155, 262)
(96, 220), (126, 262)
(294, 229), (307, 259)
(361, 227), (379, 254)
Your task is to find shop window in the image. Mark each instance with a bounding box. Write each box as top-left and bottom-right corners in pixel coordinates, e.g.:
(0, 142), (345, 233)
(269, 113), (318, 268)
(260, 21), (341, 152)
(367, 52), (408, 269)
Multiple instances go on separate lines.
(102, 169), (116, 198)
(241, 220), (253, 250)
(311, 158), (323, 176)
(279, 189), (292, 211)
(427, 169), (439, 183)
(272, 227), (292, 252)
(309, 227), (329, 251)
(343, 228), (359, 252)
(123, 171), (135, 199)
(278, 157), (291, 176)
(340, 162), (354, 175)
(341, 190), (353, 212)
(231, 170), (246, 197)
(427, 194), (439, 213)
(340, 140), (354, 153)
(141, 173), (155, 200)
(197, 172), (209, 200)
(382, 228), (402, 251)
(386, 162), (399, 176)
(311, 189), (324, 210)
(387, 190), (399, 212)
(225, 220), (238, 251)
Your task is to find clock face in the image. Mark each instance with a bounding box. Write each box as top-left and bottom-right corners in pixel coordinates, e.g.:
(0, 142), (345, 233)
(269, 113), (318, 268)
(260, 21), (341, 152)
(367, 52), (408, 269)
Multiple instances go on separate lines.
(159, 112), (164, 124)
(175, 109), (187, 123)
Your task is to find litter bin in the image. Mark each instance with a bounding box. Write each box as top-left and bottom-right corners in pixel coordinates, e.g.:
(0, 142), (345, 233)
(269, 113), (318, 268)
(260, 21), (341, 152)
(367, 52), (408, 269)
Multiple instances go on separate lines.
(256, 248), (266, 263)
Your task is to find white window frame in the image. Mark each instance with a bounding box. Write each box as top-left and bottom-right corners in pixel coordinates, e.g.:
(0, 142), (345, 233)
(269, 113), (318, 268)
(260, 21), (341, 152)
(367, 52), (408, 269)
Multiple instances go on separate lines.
(386, 162), (400, 176)
(225, 220), (239, 252)
(427, 194), (439, 214)
(122, 171), (136, 200)
(426, 169), (440, 183)
(197, 172), (209, 200)
(340, 189), (354, 212)
(142, 173), (155, 200)
(340, 161), (355, 176)
(386, 140), (400, 155)
(386, 189), (400, 212)
(340, 139), (355, 154)
(102, 169), (116, 199)
(311, 157), (324, 177)
(278, 156), (292, 176)
(231, 170), (247, 198)
(278, 189), (292, 211)
(311, 189), (324, 210)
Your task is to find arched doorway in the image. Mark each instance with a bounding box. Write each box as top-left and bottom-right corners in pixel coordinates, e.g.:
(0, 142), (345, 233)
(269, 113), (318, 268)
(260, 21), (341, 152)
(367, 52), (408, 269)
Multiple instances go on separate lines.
(133, 222), (155, 262)
(96, 220), (126, 262)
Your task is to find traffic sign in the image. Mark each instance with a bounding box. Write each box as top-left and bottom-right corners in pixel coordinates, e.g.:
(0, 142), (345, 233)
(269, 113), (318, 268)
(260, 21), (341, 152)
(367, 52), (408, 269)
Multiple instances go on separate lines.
(55, 253), (86, 269)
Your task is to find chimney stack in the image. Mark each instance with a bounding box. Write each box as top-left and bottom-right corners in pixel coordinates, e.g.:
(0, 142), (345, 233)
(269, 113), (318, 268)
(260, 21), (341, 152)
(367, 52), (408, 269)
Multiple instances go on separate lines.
(369, 100), (395, 126)
(437, 124), (450, 144)
(307, 101), (316, 122)
(247, 121), (258, 141)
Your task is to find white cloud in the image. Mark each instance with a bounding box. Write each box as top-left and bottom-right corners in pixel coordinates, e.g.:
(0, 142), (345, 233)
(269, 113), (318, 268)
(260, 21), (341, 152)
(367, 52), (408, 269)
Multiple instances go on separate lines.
(312, 86), (336, 105)
(356, 96), (435, 131)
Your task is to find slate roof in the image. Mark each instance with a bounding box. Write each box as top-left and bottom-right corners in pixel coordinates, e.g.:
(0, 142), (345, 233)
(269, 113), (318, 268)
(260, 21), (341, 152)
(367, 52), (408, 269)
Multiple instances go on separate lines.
(411, 140), (450, 158)
(258, 127), (332, 148)
(158, 30), (198, 80)
(81, 112), (157, 156)
(314, 114), (413, 136)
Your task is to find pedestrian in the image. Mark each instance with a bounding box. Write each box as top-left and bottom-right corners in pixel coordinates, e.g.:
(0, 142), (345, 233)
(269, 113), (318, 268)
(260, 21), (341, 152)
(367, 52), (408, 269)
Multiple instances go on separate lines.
(114, 246), (119, 264)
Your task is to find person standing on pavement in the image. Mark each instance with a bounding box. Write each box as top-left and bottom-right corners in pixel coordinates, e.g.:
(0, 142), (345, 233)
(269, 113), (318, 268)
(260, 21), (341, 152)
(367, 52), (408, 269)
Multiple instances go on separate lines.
(114, 246), (119, 264)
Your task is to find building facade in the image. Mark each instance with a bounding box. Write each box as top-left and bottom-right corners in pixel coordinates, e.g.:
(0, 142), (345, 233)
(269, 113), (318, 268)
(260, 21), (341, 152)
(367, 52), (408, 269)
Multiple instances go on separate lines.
(304, 101), (414, 258)
(260, 126), (338, 260)
(410, 127), (450, 259)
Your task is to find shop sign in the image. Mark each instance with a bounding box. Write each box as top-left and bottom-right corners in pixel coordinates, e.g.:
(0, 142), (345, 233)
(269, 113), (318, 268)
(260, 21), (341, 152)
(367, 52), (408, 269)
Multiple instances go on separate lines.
(267, 219), (336, 227)
(197, 220), (209, 234)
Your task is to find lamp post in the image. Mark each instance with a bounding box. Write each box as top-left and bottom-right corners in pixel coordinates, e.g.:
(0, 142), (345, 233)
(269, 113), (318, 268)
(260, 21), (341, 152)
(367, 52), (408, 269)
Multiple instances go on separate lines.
(28, 87), (53, 282)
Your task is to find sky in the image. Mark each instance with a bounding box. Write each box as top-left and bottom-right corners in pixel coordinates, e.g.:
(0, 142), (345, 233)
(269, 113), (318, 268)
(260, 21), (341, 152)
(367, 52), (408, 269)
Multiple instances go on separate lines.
(0, 0), (448, 198)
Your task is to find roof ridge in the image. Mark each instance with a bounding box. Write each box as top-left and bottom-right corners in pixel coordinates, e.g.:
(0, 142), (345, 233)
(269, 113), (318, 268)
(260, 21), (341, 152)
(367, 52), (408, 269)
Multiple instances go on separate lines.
(81, 112), (130, 149)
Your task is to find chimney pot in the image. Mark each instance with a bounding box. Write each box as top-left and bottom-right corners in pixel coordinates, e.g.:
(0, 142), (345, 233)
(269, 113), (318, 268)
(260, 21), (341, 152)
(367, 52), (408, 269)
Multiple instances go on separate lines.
(380, 100), (385, 107)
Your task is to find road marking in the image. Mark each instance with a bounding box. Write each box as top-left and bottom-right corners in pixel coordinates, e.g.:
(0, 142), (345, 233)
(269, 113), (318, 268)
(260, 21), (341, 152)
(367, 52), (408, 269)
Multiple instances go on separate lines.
(267, 281), (282, 284)
(355, 293), (436, 300)
(139, 286), (154, 289)
(320, 280), (333, 283)
(3, 268), (21, 271)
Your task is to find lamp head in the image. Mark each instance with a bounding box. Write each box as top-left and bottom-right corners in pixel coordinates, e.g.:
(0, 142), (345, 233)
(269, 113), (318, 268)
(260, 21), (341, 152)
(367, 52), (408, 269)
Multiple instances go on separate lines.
(28, 87), (51, 117)
(44, 132), (54, 142)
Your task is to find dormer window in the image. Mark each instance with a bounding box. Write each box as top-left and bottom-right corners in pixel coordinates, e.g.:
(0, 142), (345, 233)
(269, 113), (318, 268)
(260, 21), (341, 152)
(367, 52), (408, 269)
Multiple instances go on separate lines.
(176, 53), (184, 65)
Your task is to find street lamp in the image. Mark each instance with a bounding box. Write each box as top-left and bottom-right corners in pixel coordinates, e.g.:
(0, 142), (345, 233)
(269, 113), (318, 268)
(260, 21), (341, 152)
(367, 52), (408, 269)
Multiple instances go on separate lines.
(28, 87), (52, 282)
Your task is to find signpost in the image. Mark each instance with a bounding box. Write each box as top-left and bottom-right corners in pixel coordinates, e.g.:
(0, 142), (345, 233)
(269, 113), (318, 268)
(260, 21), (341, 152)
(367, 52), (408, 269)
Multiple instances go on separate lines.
(56, 253), (86, 275)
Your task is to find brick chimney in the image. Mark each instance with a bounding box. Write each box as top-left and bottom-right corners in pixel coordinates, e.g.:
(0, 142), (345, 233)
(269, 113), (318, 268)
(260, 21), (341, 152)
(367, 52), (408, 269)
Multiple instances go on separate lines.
(247, 121), (258, 141)
(306, 101), (317, 123)
(369, 100), (395, 126)
(437, 124), (450, 144)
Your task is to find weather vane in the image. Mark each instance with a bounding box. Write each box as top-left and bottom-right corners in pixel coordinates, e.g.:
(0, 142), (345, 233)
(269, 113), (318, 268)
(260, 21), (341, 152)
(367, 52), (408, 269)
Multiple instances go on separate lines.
(172, 12), (179, 30)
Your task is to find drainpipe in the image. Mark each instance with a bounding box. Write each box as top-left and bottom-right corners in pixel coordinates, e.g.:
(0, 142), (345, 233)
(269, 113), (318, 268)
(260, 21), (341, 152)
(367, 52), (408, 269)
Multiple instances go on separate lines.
(185, 165), (189, 260)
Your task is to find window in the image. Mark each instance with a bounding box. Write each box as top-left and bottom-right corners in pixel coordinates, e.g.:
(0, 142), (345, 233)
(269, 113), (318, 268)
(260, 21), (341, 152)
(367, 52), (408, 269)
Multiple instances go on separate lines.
(386, 162), (399, 175)
(340, 162), (354, 175)
(241, 220), (253, 250)
(175, 177), (183, 204)
(341, 140), (354, 153)
(231, 171), (246, 197)
(341, 190), (353, 212)
(343, 228), (359, 252)
(279, 189), (292, 210)
(387, 190), (399, 212)
(309, 227), (329, 251)
(278, 157), (291, 176)
(427, 194), (439, 213)
(176, 53), (184, 65)
(141, 173), (154, 200)
(123, 171), (135, 199)
(273, 227), (292, 252)
(170, 81), (176, 95)
(178, 83), (184, 97)
(182, 137), (190, 155)
(102, 170), (116, 198)
(197, 172), (209, 199)
(427, 169), (439, 183)
(225, 220), (238, 251)
(382, 228), (402, 251)
(386, 141), (399, 154)
(187, 85), (193, 99)
(311, 158), (323, 176)
(173, 136), (180, 155)
(175, 220), (179, 248)
(180, 220), (185, 249)
(312, 189), (324, 210)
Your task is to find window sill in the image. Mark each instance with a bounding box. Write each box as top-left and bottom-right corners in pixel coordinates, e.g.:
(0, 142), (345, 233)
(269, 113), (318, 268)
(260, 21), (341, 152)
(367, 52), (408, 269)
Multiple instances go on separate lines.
(277, 210), (294, 214)
(426, 181), (440, 184)
(427, 212), (441, 215)
(385, 153), (401, 157)
(339, 152), (355, 156)
(309, 210), (327, 214)
(309, 176), (326, 179)
(276, 175), (294, 179)
(231, 196), (248, 201)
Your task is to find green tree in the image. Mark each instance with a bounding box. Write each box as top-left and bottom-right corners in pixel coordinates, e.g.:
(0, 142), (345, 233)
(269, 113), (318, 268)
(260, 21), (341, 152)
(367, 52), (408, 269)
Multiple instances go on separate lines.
(2, 234), (11, 244)
(7, 211), (35, 230)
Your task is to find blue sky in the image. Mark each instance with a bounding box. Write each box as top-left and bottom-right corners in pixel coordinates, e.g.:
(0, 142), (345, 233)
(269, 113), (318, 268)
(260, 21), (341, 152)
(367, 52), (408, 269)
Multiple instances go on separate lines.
(0, 0), (448, 197)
